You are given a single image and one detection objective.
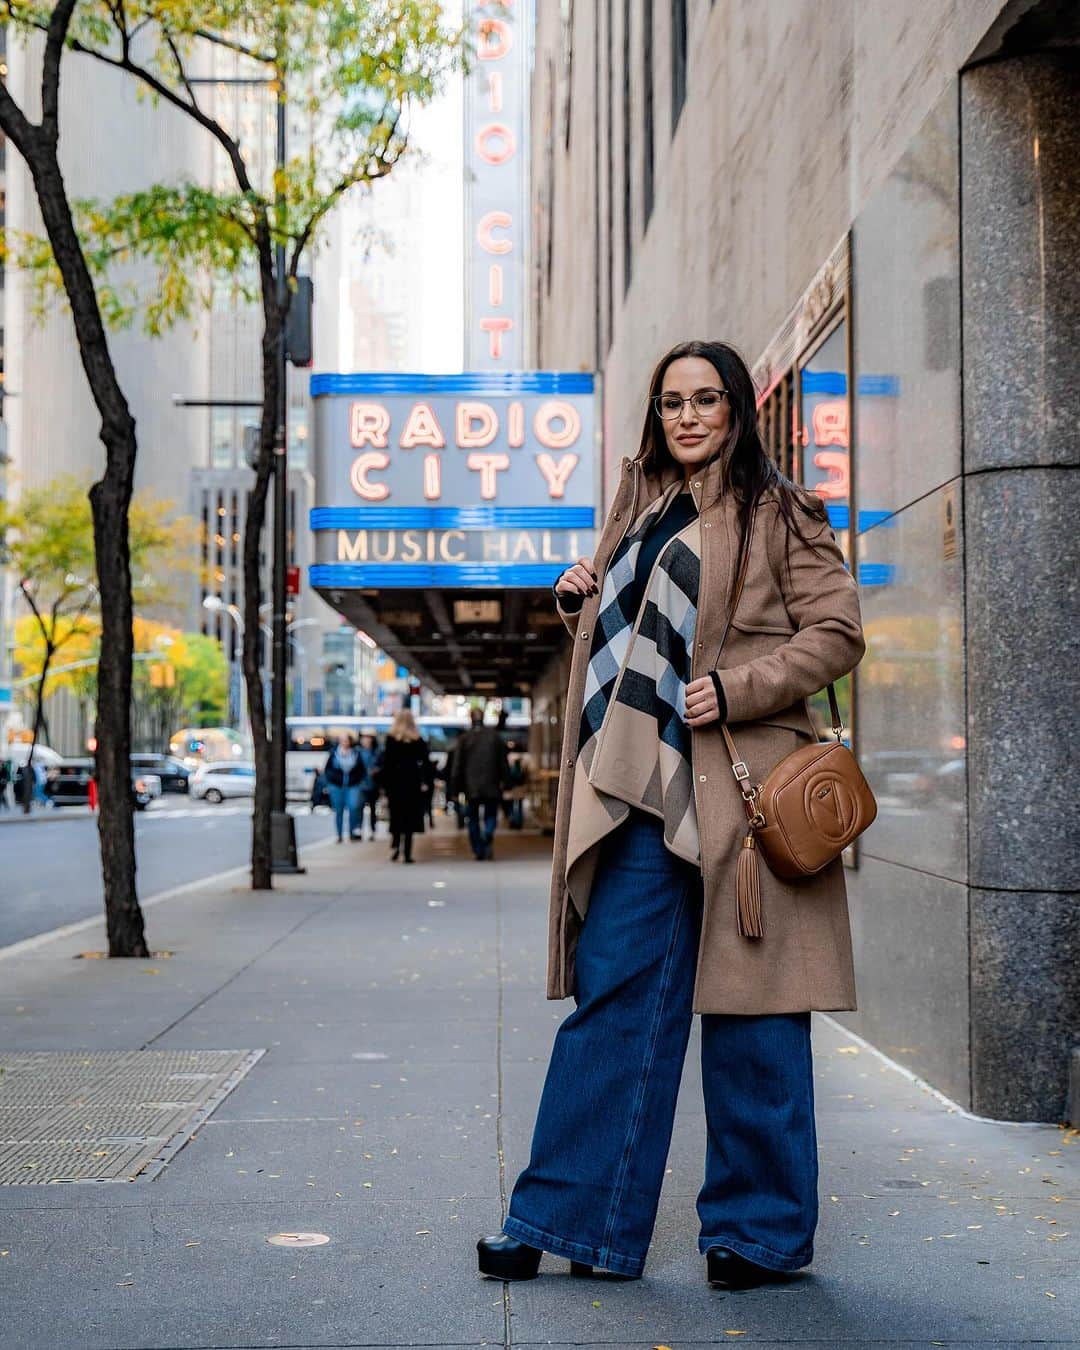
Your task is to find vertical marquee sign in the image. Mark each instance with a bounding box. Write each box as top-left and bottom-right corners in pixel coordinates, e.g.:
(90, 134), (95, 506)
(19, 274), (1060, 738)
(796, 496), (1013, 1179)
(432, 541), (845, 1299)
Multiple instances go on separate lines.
(464, 0), (531, 369)
(309, 372), (596, 591)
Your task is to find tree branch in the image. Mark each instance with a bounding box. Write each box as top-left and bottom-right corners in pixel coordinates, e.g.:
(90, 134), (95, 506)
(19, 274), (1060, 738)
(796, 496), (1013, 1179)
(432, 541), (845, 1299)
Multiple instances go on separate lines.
(63, 35), (256, 196)
(0, 69), (37, 155)
(191, 28), (275, 65)
(40, 0), (79, 140)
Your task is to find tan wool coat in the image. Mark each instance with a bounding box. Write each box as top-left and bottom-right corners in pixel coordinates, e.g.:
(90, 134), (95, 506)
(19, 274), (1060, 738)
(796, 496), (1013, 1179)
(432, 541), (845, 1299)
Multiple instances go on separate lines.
(545, 449), (867, 1015)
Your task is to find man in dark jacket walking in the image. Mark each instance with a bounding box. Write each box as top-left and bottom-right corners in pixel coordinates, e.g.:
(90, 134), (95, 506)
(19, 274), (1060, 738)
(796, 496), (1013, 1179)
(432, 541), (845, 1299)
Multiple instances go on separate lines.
(451, 706), (509, 860)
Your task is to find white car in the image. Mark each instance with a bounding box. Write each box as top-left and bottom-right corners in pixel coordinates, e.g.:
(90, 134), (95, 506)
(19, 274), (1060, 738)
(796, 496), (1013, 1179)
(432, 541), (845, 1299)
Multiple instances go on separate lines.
(189, 761), (256, 804)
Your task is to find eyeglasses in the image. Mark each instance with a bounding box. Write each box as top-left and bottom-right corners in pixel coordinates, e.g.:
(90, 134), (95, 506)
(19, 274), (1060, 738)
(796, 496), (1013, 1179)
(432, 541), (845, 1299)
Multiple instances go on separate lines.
(652, 388), (729, 420)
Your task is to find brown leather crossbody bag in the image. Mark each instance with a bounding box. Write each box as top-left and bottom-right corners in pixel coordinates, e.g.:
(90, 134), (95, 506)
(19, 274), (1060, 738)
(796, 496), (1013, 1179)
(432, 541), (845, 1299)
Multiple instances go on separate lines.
(713, 501), (877, 938)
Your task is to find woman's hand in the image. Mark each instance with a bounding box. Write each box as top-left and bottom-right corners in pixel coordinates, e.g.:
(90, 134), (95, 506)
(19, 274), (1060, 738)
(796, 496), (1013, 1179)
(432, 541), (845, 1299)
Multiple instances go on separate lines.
(555, 556), (598, 599)
(684, 674), (721, 727)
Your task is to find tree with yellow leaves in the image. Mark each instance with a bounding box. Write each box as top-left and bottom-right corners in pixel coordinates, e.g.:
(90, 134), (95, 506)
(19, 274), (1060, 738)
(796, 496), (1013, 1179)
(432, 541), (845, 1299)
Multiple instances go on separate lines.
(1, 477), (194, 814)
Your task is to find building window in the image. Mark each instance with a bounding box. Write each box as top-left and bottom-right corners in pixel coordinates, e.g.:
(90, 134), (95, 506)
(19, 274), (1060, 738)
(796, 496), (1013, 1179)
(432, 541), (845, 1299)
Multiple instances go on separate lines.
(643, 0), (654, 228)
(671, 0), (687, 135)
(757, 370), (796, 479)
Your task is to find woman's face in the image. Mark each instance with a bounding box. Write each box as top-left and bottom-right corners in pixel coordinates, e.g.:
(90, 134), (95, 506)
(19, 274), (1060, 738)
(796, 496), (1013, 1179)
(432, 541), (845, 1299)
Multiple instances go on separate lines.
(656, 356), (731, 474)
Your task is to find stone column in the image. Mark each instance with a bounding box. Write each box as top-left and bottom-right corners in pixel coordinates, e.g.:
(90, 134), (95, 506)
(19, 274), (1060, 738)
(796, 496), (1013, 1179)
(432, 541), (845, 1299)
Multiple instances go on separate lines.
(960, 50), (1080, 1120)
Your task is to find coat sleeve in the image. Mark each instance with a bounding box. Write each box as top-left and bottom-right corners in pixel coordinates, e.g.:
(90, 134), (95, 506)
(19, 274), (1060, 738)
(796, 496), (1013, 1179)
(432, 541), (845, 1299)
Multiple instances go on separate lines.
(713, 507), (866, 725)
(554, 585), (583, 636)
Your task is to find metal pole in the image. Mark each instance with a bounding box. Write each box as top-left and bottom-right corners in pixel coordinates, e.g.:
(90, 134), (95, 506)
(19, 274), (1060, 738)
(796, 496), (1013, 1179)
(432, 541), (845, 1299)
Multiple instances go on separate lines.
(271, 83), (288, 813)
(270, 61), (303, 874)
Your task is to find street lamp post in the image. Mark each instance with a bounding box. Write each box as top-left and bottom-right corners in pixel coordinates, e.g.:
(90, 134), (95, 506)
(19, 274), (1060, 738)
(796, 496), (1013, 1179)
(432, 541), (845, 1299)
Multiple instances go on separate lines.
(202, 594), (248, 739)
(186, 68), (302, 875)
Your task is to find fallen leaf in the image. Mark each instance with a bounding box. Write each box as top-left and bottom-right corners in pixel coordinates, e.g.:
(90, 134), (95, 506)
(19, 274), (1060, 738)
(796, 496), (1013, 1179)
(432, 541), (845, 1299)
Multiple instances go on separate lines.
(142, 968), (160, 975)
(415, 1229), (432, 1235)
(1046, 1291), (1056, 1298)
(185, 1242), (200, 1248)
(591, 1300), (601, 1308)
(836, 1046), (859, 1054)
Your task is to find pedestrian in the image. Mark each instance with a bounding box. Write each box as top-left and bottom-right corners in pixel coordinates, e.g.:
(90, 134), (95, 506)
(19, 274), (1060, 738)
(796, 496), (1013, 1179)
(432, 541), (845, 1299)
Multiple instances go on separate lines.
(321, 733), (364, 843)
(443, 740), (468, 830)
(380, 709), (432, 863)
(451, 705), (509, 860)
(356, 729), (382, 840)
(502, 741), (529, 830)
(477, 340), (867, 1288)
(0, 759), (10, 810)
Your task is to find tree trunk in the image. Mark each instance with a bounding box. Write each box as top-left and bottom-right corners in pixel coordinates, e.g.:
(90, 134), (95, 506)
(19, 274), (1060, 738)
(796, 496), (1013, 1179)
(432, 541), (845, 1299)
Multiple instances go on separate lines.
(28, 139), (147, 956)
(244, 298), (281, 889)
(22, 641), (54, 814)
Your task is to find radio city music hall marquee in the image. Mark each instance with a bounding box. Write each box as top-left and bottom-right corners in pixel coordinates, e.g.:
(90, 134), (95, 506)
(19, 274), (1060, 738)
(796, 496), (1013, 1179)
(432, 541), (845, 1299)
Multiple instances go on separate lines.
(309, 373), (597, 593)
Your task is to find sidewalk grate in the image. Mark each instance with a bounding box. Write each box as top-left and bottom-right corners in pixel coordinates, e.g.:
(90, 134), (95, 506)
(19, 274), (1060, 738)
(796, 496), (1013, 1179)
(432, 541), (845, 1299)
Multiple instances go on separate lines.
(0, 1049), (264, 1184)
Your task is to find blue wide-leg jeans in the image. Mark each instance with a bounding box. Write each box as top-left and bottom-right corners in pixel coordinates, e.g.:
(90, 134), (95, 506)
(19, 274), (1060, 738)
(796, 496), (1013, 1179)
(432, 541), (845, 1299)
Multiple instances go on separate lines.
(502, 809), (818, 1279)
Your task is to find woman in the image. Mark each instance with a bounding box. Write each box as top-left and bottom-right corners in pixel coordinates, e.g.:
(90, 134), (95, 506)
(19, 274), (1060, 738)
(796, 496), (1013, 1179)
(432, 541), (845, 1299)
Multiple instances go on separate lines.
(380, 709), (432, 863)
(321, 733), (364, 843)
(477, 340), (866, 1288)
(356, 729), (383, 841)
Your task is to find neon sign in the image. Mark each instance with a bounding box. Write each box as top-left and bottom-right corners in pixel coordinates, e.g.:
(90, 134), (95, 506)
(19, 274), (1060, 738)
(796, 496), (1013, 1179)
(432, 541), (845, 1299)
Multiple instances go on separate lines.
(464, 2), (530, 368)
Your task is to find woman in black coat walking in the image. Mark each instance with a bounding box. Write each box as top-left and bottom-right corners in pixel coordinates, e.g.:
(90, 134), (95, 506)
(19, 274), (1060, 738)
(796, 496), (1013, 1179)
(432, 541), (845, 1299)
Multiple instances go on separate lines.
(379, 709), (432, 863)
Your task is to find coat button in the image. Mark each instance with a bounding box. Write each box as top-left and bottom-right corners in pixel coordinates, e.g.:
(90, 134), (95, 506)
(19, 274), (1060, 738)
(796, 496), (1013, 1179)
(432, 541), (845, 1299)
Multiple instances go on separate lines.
(698, 774), (707, 782)
(580, 631), (589, 639)
(566, 757), (573, 766)
(703, 521), (712, 528)
(613, 510), (621, 519)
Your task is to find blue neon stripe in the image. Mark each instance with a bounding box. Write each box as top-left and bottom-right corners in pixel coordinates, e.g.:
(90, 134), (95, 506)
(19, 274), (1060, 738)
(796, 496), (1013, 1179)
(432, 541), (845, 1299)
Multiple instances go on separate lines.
(310, 371), (594, 398)
(799, 372), (900, 397)
(824, 505), (896, 530)
(311, 562), (566, 589)
(857, 563), (895, 587)
(310, 506), (595, 531)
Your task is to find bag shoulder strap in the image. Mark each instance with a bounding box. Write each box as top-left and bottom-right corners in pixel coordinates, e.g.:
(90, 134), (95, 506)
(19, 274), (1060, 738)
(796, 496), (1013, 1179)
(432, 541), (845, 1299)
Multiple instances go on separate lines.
(712, 498), (844, 791)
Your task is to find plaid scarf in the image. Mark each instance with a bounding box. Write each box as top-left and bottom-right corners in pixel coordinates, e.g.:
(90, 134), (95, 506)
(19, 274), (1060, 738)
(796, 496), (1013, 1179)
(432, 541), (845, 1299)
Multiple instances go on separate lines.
(567, 481), (702, 877)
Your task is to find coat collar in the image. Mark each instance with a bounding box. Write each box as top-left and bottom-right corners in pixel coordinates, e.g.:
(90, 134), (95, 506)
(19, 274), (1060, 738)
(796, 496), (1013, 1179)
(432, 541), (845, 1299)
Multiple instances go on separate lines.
(625, 448), (735, 516)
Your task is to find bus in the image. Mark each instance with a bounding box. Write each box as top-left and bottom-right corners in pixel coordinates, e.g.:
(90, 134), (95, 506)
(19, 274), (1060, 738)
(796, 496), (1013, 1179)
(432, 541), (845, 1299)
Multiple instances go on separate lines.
(286, 713), (530, 801)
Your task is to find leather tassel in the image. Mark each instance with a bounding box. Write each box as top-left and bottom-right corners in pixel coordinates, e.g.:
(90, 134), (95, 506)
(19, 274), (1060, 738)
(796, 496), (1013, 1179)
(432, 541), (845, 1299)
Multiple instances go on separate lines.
(736, 832), (764, 938)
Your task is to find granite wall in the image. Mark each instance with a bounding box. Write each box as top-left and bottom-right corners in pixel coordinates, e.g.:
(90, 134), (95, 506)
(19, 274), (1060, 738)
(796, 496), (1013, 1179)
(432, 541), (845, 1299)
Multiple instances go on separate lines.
(959, 51), (1080, 1119)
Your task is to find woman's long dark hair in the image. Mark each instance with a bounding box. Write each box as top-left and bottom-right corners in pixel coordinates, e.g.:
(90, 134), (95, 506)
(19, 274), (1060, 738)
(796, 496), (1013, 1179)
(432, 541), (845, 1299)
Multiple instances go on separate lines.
(636, 340), (831, 578)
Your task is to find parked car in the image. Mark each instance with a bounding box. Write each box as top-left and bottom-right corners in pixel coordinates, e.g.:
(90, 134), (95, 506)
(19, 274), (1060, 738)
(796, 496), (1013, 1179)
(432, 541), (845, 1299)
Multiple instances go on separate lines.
(45, 758), (94, 807)
(46, 758), (161, 810)
(189, 761), (256, 804)
(130, 753), (190, 794)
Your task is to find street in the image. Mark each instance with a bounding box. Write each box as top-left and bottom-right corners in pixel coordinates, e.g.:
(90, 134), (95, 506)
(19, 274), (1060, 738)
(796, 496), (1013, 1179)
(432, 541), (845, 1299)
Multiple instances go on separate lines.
(0, 801), (337, 950)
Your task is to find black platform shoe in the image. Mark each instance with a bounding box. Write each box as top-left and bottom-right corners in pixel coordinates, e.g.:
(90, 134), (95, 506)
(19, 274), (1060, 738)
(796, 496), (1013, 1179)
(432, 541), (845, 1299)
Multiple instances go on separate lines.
(476, 1234), (592, 1280)
(705, 1245), (793, 1289)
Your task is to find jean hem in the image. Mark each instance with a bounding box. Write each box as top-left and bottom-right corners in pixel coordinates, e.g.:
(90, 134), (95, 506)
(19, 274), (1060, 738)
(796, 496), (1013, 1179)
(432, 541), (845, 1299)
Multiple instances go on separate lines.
(698, 1234), (812, 1272)
(502, 1214), (646, 1278)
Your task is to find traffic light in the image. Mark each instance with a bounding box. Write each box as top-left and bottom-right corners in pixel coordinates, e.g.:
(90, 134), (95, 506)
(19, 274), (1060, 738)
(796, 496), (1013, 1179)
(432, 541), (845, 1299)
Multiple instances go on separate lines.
(285, 277), (313, 367)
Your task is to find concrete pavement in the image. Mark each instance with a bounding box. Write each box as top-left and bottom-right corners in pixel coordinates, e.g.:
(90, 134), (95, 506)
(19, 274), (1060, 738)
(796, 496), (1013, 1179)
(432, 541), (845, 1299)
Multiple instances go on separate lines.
(0, 821), (1077, 1349)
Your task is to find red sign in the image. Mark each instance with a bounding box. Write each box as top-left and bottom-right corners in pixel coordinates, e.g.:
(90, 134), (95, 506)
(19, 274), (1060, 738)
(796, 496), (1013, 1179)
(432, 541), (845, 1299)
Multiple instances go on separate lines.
(286, 565), (301, 596)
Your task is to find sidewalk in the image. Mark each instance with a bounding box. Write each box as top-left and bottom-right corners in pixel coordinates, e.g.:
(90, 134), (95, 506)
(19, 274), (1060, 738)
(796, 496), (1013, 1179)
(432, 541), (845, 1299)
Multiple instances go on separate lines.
(0, 820), (1076, 1350)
